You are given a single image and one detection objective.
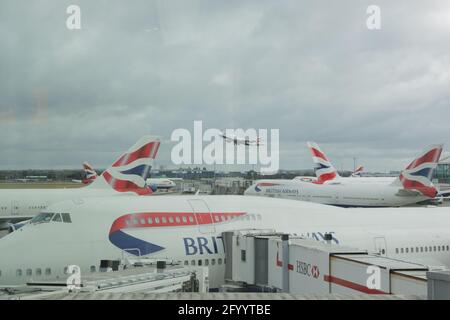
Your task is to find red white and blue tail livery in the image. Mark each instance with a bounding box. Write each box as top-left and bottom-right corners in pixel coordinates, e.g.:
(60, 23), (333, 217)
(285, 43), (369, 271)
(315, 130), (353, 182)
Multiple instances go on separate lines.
(396, 145), (443, 198)
(89, 136), (161, 195)
(351, 166), (364, 177)
(82, 162), (98, 185)
(307, 142), (340, 184)
(246, 144), (443, 207)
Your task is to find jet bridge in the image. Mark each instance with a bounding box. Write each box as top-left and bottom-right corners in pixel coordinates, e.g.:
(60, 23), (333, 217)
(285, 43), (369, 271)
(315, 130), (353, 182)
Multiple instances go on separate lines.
(222, 230), (433, 296)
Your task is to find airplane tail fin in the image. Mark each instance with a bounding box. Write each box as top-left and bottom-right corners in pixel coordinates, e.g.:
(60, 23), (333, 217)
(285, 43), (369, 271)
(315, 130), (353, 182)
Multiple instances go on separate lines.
(81, 162), (98, 184)
(391, 144), (443, 198)
(87, 136), (161, 195)
(307, 142), (340, 184)
(351, 165), (364, 177)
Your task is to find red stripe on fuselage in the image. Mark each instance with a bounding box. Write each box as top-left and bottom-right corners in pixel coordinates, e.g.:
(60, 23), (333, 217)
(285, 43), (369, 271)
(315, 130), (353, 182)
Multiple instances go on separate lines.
(109, 211), (247, 235)
(258, 183), (280, 187)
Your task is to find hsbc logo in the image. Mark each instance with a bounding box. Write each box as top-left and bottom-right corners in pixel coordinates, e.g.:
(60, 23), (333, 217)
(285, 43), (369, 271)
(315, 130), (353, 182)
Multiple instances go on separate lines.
(296, 260), (320, 279)
(311, 265), (320, 278)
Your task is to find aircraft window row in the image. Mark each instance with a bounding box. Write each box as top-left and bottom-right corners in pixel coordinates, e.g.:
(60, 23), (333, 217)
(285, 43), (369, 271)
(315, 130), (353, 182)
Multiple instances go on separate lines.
(14, 268), (52, 277)
(31, 212), (72, 224)
(126, 215), (196, 226)
(125, 213), (261, 226)
(395, 245), (450, 254)
(28, 205), (46, 210)
(342, 197), (379, 201)
(221, 214), (262, 222)
(0, 206), (7, 210)
(183, 258), (226, 266)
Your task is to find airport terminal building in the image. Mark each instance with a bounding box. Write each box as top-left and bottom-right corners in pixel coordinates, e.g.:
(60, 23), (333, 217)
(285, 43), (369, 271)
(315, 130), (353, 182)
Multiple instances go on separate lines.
(434, 156), (450, 184)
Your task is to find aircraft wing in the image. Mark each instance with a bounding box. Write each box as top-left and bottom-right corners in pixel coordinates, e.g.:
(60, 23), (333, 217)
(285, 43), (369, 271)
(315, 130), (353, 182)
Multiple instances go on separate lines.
(0, 216), (34, 227)
(407, 257), (449, 269)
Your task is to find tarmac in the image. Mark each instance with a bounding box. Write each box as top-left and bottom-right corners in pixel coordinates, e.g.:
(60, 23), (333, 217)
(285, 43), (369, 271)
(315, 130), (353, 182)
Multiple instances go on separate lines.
(1, 291), (426, 300)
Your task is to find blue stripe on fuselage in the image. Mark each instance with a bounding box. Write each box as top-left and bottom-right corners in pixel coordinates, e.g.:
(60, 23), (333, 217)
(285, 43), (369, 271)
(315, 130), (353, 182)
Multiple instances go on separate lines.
(109, 230), (164, 256)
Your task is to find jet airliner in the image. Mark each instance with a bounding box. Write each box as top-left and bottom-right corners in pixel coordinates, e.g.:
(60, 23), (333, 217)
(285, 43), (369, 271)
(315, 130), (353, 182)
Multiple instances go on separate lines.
(0, 195), (449, 288)
(245, 145), (443, 207)
(0, 136), (160, 229)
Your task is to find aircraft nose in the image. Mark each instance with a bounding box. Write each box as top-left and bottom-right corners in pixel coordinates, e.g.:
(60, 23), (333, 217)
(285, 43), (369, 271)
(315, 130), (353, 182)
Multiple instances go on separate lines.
(243, 186), (254, 195)
(0, 234), (14, 284)
(0, 228), (37, 286)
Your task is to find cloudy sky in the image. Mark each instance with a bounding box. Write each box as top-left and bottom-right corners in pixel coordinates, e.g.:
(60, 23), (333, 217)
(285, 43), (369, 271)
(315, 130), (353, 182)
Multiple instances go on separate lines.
(1, 0), (450, 172)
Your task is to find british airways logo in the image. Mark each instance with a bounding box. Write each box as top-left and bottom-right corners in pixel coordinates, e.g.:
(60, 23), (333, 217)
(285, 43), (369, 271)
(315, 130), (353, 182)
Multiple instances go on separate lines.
(109, 211), (246, 256)
(399, 145), (442, 198)
(307, 142), (337, 184)
(255, 182), (299, 195)
(102, 139), (160, 195)
(109, 213), (165, 256)
(183, 236), (225, 255)
(255, 182), (280, 192)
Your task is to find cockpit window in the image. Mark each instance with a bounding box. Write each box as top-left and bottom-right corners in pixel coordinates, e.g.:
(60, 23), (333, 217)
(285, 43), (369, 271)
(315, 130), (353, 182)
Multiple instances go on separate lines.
(31, 212), (72, 224)
(62, 213), (72, 223)
(31, 212), (54, 224)
(52, 213), (62, 222)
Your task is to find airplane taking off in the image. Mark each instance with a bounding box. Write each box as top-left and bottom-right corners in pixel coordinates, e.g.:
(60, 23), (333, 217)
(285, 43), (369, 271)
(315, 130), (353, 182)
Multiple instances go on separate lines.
(0, 136), (160, 229)
(0, 195), (450, 288)
(245, 145), (443, 207)
(219, 131), (262, 146)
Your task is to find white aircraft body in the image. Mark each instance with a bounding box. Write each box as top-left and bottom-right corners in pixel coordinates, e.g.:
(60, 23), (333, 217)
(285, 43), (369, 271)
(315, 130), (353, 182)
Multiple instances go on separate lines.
(0, 196), (450, 288)
(245, 145), (443, 207)
(219, 131), (262, 146)
(0, 136), (160, 229)
(146, 178), (177, 191)
(307, 142), (397, 185)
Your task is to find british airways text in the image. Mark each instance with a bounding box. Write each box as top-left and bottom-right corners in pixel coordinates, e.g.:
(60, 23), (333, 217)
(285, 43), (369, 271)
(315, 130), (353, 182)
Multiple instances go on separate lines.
(183, 236), (225, 255)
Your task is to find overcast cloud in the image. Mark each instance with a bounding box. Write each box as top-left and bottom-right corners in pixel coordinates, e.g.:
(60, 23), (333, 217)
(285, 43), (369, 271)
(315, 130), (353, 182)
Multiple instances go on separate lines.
(1, 0), (450, 172)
